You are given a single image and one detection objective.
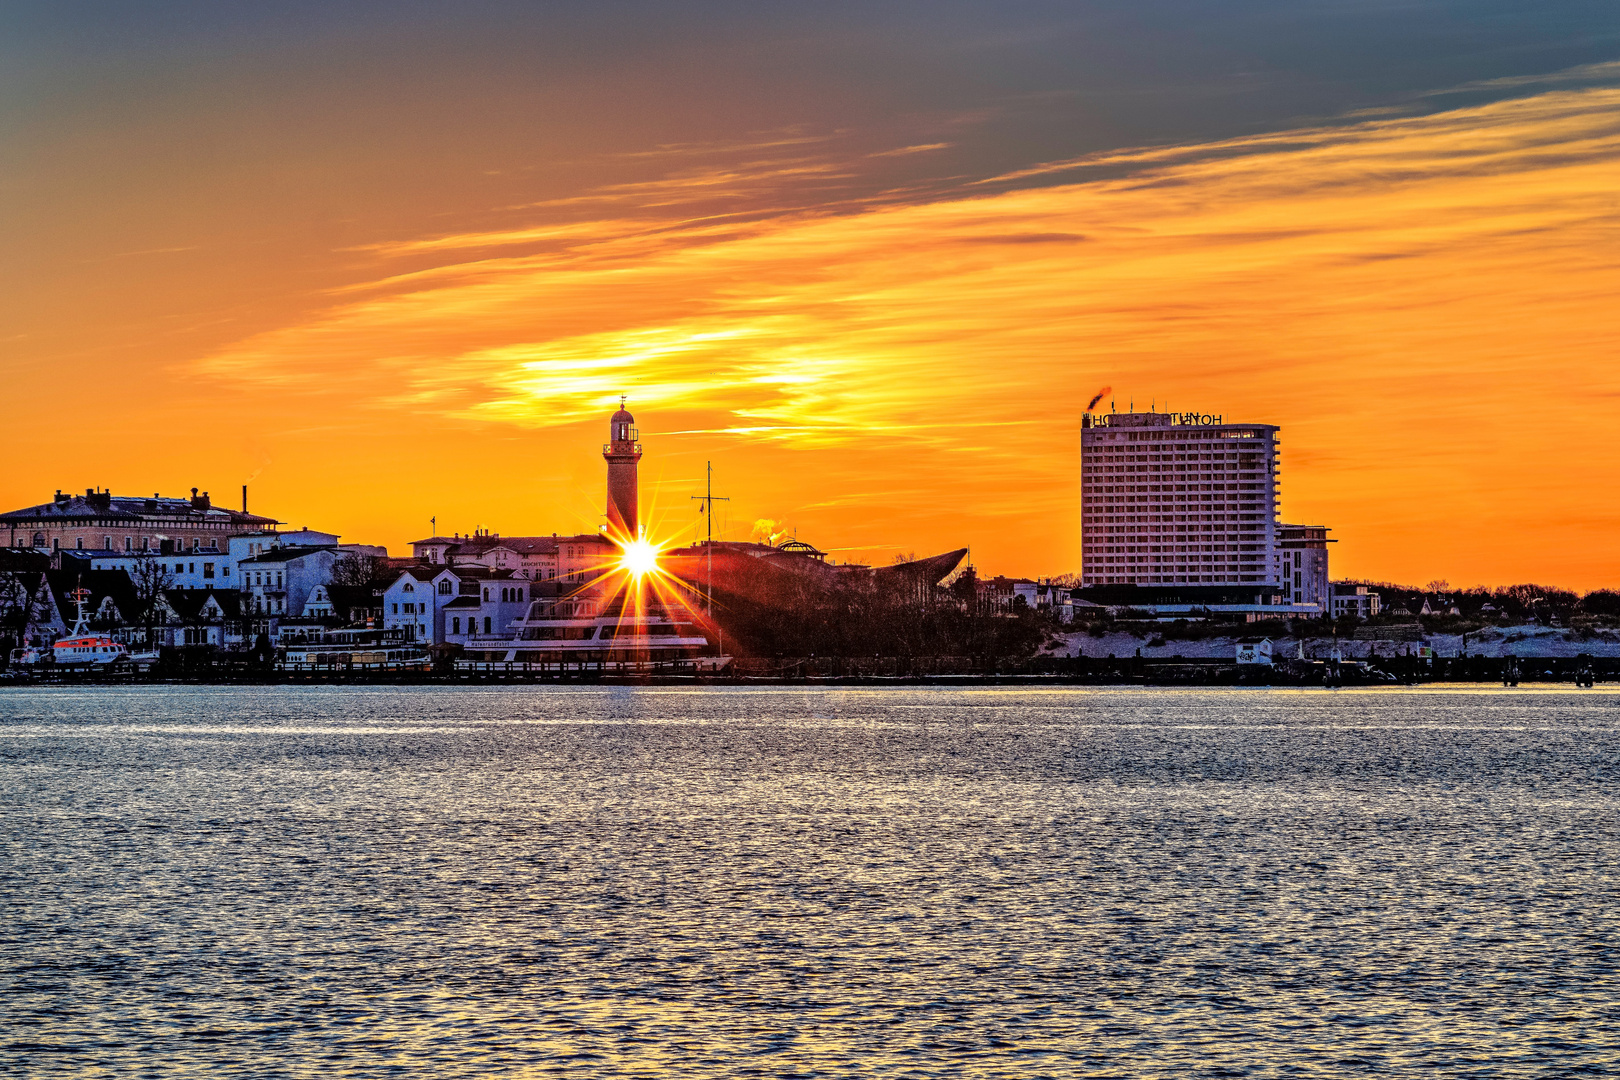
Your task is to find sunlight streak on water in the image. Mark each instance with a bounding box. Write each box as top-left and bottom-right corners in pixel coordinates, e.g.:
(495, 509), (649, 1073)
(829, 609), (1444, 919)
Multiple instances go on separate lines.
(2, 686), (1617, 1077)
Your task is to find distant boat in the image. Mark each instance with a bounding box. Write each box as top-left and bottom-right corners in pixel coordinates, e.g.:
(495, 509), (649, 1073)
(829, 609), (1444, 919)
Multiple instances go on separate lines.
(52, 587), (130, 667)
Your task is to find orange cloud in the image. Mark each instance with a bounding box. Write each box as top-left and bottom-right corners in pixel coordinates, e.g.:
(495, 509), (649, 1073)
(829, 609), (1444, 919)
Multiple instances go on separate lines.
(188, 84), (1620, 585)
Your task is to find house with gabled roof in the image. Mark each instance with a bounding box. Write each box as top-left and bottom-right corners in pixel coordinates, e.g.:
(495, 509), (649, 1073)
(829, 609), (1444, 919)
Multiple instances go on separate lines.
(0, 567), (58, 653)
(156, 589), (243, 648)
(383, 566), (438, 644)
(431, 565), (533, 645)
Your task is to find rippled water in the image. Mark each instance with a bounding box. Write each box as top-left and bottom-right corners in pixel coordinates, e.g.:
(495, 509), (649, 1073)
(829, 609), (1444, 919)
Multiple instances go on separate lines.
(2, 685), (1618, 1077)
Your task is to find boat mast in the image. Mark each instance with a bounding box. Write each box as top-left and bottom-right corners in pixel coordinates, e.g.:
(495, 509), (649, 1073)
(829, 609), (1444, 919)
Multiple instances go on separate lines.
(68, 586), (92, 637)
(692, 461), (729, 655)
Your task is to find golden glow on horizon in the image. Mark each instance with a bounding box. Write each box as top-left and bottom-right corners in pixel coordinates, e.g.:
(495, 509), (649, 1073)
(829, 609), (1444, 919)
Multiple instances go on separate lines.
(7, 79), (1620, 587)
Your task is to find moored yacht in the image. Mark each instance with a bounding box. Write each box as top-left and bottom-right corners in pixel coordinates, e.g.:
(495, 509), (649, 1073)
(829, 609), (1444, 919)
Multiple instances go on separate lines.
(458, 592), (725, 672)
(278, 621), (431, 671)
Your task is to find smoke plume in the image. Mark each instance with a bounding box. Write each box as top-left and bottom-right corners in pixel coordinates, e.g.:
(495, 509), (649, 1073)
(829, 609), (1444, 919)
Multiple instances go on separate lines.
(1085, 385), (1111, 412)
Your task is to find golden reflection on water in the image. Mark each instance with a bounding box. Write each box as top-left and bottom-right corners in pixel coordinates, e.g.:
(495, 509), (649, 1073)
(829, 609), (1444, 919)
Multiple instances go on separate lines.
(1, 685), (1617, 1076)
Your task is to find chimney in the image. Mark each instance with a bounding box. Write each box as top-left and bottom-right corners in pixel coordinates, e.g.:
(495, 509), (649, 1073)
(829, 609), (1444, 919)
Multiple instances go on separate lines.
(242, 485), (248, 513)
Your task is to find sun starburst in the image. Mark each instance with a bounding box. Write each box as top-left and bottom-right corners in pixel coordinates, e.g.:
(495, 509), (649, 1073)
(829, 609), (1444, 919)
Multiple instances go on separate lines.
(620, 537), (660, 579)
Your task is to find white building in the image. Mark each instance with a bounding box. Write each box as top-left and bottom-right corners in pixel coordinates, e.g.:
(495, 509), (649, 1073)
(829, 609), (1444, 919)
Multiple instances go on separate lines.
(1081, 410), (1280, 588)
(383, 568), (438, 643)
(432, 566), (533, 645)
(86, 549), (236, 591)
(977, 576), (1074, 621)
(77, 526), (376, 600)
(238, 546), (339, 625)
(1331, 582), (1382, 619)
(410, 531), (609, 582)
(1236, 638), (1274, 665)
(1276, 524), (1333, 614)
(228, 528), (383, 563)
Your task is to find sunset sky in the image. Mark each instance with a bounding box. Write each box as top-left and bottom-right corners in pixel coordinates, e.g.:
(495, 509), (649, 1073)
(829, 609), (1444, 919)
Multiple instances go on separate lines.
(5, 3), (1619, 586)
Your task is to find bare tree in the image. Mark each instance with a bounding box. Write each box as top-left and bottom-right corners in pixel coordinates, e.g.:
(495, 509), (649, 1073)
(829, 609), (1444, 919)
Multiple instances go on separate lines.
(331, 554), (387, 589)
(127, 555), (175, 649)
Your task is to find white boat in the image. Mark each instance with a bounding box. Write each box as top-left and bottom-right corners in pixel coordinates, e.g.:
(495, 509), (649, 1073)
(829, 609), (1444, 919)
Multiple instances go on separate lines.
(277, 623), (431, 671)
(52, 588), (130, 667)
(458, 593), (728, 673)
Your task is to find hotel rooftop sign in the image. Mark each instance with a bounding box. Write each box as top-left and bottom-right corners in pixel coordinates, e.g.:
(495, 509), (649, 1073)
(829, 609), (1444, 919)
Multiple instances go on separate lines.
(1083, 410), (1225, 429)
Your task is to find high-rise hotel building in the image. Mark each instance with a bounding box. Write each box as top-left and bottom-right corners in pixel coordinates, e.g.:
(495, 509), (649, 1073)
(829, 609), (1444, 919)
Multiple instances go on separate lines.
(1081, 410), (1280, 588)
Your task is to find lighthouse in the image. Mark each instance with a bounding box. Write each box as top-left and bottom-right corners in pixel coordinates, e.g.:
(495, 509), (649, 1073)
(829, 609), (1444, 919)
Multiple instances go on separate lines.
(603, 398), (642, 539)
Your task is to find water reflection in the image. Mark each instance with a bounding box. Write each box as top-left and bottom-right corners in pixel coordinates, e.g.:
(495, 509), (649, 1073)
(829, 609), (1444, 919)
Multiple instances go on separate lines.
(1, 686), (1616, 1076)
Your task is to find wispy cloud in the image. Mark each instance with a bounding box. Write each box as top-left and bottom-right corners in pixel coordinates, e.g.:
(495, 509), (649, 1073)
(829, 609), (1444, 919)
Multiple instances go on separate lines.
(193, 81), (1620, 581)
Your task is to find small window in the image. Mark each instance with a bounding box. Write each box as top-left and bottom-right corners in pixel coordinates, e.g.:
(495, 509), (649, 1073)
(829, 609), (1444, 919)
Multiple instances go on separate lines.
(484, 616), (492, 634)
(404, 583), (414, 593)
(203, 563), (214, 579)
(453, 617), (460, 634)
(392, 603), (398, 614)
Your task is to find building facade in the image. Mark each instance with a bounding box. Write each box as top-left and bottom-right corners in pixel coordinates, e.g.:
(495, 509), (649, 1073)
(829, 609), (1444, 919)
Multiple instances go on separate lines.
(85, 549), (236, 592)
(238, 547), (339, 624)
(383, 568), (437, 643)
(1081, 410), (1280, 588)
(1, 488), (277, 554)
(433, 566), (532, 645)
(1331, 582), (1382, 619)
(1276, 524), (1333, 612)
(408, 532), (610, 583)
